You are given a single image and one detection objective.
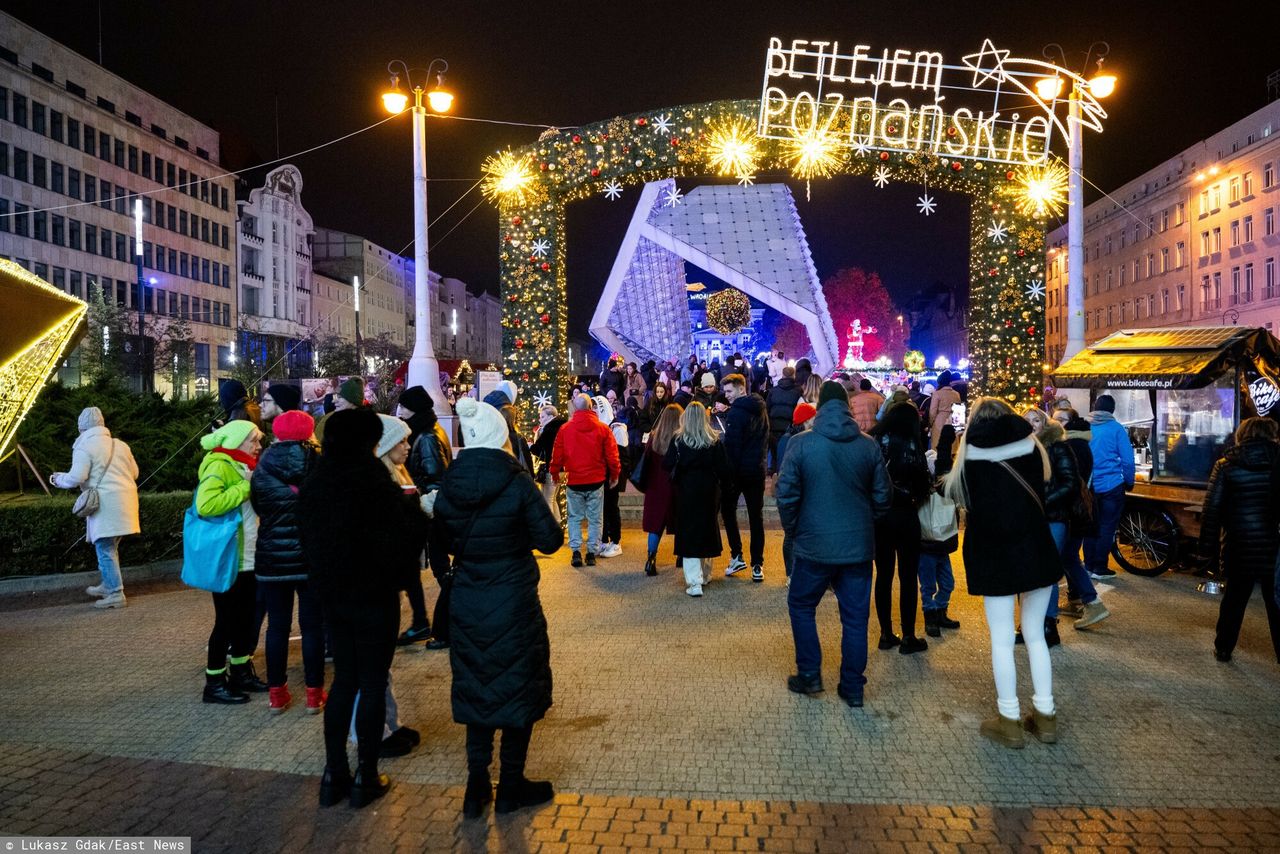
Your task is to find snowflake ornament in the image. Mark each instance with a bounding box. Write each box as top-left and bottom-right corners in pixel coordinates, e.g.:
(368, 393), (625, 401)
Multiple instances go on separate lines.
(602, 179), (623, 200)
(532, 391), (553, 409)
(1025, 279), (1046, 301)
(916, 193), (937, 216)
(736, 173), (756, 187)
(872, 165), (891, 189)
(530, 239), (550, 258)
(663, 186), (684, 207)
(852, 139), (871, 158)
(987, 219), (1009, 243)
(651, 113), (673, 135)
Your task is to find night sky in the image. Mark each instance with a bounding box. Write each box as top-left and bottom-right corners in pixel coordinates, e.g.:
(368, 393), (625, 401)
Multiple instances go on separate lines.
(6, 1), (1275, 340)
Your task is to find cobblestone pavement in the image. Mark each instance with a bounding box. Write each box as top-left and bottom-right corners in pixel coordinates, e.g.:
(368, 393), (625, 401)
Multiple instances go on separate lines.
(3, 525), (1280, 850)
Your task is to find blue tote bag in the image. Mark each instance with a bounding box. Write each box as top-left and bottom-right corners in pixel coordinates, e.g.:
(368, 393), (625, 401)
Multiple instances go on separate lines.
(180, 493), (242, 593)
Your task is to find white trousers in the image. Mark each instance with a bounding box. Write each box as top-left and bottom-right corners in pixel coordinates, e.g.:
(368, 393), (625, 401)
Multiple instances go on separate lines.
(983, 585), (1055, 720)
(540, 479), (561, 524)
(682, 557), (711, 588)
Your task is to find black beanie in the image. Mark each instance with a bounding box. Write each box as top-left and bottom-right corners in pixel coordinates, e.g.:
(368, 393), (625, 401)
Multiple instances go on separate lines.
(398, 385), (433, 414)
(1095, 394), (1116, 413)
(321, 408), (382, 458)
(266, 383), (302, 412)
(219, 379), (248, 414)
(818, 380), (849, 407)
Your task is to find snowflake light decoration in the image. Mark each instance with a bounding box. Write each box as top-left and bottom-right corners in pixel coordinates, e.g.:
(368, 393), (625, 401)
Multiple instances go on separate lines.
(916, 193), (936, 216)
(601, 179), (623, 200)
(663, 186), (684, 207)
(852, 139), (871, 158)
(872, 165), (891, 188)
(987, 219), (1009, 243)
(1025, 279), (1046, 301)
(530, 239), (550, 258)
(651, 113), (673, 135)
(737, 174), (756, 187)
(532, 391), (553, 409)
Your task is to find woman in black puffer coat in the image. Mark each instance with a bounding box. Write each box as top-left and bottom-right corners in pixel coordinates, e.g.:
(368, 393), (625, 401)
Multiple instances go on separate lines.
(298, 409), (430, 809)
(945, 398), (1062, 750)
(1198, 416), (1280, 663)
(250, 409), (323, 715)
(433, 397), (563, 820)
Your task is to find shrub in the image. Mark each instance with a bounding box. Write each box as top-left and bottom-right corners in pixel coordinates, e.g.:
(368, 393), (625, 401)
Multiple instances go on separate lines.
(0, 491), (191, 578)
(7, 375), (221, 493)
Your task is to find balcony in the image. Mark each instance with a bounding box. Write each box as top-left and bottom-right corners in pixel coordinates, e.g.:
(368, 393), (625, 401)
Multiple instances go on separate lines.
(242, 268), (264, 283)
(241, 229), (263, 245)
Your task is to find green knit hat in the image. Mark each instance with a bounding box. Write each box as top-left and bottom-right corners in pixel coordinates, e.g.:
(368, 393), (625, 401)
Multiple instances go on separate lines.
(338, 378), (365, 407)
(818, 380), (849, 408)
(201, 420), (260, 451)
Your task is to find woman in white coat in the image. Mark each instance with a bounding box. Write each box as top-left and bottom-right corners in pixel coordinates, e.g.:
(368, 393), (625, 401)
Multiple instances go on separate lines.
(50, 407), (140, 609)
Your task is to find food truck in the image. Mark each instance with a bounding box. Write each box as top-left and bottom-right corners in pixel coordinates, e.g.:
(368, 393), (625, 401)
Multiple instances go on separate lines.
(1051, 327), (1280, 576)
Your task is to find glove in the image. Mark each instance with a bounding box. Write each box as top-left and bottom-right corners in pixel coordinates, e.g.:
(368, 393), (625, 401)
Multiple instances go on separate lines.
(420, 490), (438, 518)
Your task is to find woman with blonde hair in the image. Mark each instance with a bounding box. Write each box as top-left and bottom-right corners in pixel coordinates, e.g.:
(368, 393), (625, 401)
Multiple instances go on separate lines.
(640, 404), (684, 576)
(944, 397), (1063, 749)
(666, 402), (732, 597)
(800, 374), (823, 406)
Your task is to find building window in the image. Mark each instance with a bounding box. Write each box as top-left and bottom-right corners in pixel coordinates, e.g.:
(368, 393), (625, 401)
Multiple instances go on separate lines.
(1266, 208), (1276, 237)
(1231, 267), (1241, 305)
(1213, 272), (1222, 307)
(1160, 209), (1169, 232)
(33, 211), (46, 242)
(127, 145), (138, 173)
(83, 124), (95, 155)
(115, 139), (126, 167)
(13, 147), (26, 182)
(70, 271), (81, 298)
(51, 162), (63, 194)
(1176, 241), (1185, 269)
(1212, 227), (1221, 253)
(99, 178), (111, 209)
(180, 253), (189, 278)
(1229, 176), (1241, 203)
(1200, 230), (1210, 256)
(99, 229), (112, 258)
(115, 233), (127, 262)
(1243, 172), (1254, 197)
(32, 102), (45, 135)
(69, 168), (80, 199)
(1201, 275), (1211, 310)
(114, 185), (126, 215)
(1245, 263), (1255, 302)
(1231, 220), (1240, 246)
(85, 224), (96, 251)
(1161, 289), (1169, 314)
(1176, 202), (1185, 225)
(12, 93), (26, 127)
(1177, 284), (1185, 311)
(1199, 190), (1209, 216)
(1267, 259), (1277, 299)
(99, 133), (110, 162)
(1132, 259), (1141, 282)
(1244, 215), (1254, 243)
(31, 154), (45, 187)
(68, 219), (80, 250)
(52, 215), (64, 246)
(67, 118), (79, 149)
(1210, 185), (1221, 210)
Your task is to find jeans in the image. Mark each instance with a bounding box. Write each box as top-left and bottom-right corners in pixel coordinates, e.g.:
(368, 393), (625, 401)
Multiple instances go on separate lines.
(1215, 573), (1280, 661)
(93, 536), (123, 594)
(782, 534), (794, 578)
(721, 476), (765, 565)
(207, 571), (257, 673)
(787, 556), (873, 697)
(874, 505), (921, 638)
(324, 600), (398, 773)
(1083, 484), (1127, 574)
(917, 553), (954, 610)
(261, 579), (324, 688)
(540, 479), (561, 525)
(1047, 522), (1066, 619)
(1060, 531), (1098, 605)
(566, 486), (603, 553)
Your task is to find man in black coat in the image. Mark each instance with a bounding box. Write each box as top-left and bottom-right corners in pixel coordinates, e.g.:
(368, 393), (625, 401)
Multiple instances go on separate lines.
(765, 366), (803, 474)
(718, 373), (770, 581)
(599, 358), (626, 400)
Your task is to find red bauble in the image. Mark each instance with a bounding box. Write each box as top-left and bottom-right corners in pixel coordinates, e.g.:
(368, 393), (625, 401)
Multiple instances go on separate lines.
(636, 117), (648, 126)
(670, 137), (680, 147)
(1005, 170), (1015, 180)
(590, 168), (600, 177)
(539, 162), (548, 171)
(515, 338), (524, 349)
(521, 372), (530, 381)
(540, 262), (551, 272)
(503, 234), (512, 242)
(513, 318), (522, 327)
(571, 134), (582, 144)
(1005, 319), (1013, 327)
(528, 256), (538, 264)
(540, 313), (550, 324)
(1027, 326), (1037, 335)
(511, 216), (522, 226)
(988, 268), (998, 276)
(507, 294), (518, 302)
(1005, 357), (1013, 366)
(1016, 249), (1026, 257)
(951, 161), (963, 171)
(878, 151), (890, 161)
(946, 126), (958, 137)
(1028, 386), (1038, 397)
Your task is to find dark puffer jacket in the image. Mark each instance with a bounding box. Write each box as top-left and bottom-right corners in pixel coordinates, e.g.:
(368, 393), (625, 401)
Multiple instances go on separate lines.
(251, 440), (318, 581)
(720, 393), (768, 479)
(956, 414), (1062, 596)
(1199, 439), (1280, 580)
(407, 423), (451, 493)
(433, 447), (563, 728)
(1042, 426), (1082, 525)
(765, 378), (803, 434)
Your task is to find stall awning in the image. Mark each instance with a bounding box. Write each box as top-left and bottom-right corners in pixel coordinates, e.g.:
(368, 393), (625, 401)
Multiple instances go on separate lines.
(1053, 327), (1280, 390)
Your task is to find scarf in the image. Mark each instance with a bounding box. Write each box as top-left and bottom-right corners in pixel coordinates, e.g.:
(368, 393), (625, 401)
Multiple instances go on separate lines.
(1089, 410), (1117, 426)
(219, 447), (259, 470)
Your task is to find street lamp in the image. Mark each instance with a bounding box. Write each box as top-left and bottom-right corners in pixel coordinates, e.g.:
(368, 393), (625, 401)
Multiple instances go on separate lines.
(382, 58), (453, 414)
(1039, 42), (1117, 364)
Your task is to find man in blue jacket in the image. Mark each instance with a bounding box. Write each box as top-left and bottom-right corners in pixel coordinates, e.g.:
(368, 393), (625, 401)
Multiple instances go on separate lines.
(776, 381), (892, 708)
(1083, 394), (1136, 581)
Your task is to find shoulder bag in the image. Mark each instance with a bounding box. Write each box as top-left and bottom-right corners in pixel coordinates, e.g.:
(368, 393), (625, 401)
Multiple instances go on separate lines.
(180, 487), (242, 593)
(72, 439), (118, 519)
(997, 460), (1045, 515)
(918, 490), (959, 542)
(628, 447), (649, 493)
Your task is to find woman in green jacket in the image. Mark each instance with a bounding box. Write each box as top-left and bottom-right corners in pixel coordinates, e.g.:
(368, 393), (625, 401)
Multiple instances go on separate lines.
(197, 420), (267, 704)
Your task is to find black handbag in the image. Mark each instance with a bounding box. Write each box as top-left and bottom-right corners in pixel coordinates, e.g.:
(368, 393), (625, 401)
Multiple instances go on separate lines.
(628, 447), (649, 493)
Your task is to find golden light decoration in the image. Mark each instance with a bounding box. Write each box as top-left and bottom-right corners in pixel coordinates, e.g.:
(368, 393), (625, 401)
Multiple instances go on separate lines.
(783, 127), (843, 180)
(481, 150), (537, 205)
(705, 288), (752, 335)
(1012, 161), (1069, 218)
(903, 349), (926, 373)
(704, 117), (761, 179)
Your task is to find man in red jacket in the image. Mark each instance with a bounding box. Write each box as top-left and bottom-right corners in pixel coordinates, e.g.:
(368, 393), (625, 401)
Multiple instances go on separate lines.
(550, 396), (621, 567)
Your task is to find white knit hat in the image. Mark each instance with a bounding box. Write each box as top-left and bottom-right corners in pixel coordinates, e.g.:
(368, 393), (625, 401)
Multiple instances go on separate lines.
(375, 413), (411, 459)
(456, 398), (510, 451)
(78, 406), (104, 433)
(700, 372), (716, 388)
(593, 396), (614, 424)
(495, 380), (519, 407)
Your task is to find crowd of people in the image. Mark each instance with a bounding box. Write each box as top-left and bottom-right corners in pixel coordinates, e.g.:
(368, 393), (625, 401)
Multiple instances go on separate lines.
(46, 346), (1280, 809)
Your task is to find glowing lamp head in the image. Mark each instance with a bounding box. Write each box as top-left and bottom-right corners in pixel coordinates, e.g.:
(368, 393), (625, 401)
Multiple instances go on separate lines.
(1035, 77), (1064, 101)
(426, 85), (454, 113)
(382, 77), (408, 115)
(1087, 73), (1117, 98)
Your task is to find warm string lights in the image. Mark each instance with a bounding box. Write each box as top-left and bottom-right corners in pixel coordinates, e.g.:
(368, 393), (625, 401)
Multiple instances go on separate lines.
(482, 98), (1049, 428)
(705, 288), (753, 335)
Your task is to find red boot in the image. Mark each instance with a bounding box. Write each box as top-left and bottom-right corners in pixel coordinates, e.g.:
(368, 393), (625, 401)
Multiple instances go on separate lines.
(305, 686), (326, 715)
(268, 685), (292, 715)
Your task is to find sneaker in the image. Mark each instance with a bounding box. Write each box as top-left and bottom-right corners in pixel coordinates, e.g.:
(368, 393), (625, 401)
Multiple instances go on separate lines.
(397, 624), (432, 646)
(570, 550), (583, 568)
(268, 686), (292, 715)
(93, 592), (126, 609)
(1073, 600), (1111, 629)
(1089, 567), (1118, 581)
(585, 552), (597, 566)
(85, 583), (108, 598)
(751, 564), (764, 583)
(685, 584), (703, 597)
(725, 555), (747, 576)
(305, 687), (326, 714)
(1060, 598), (1084, 618)
(598, 543), (622, 558)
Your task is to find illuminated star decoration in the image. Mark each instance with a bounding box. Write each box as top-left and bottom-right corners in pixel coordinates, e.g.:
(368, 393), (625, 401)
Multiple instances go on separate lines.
(962, 38), (1012, 87)
(872, 165), (891, 189)
(533, 391), (553, 409)
(783, 128), (842, 180)
(651, 113), (673, 135)
(1013, 161), (1070, 218)
(987, 219), (1009, 243)
(530, 239), (550, 258)
(852, 139), (871, 158)
(1025, 279), (1046, 301)
(663, 186), (684, 207)
(602, 179), (624, 200)
(916, 193), (936, 216)
(480, 150), (536, 205)
(705, 117), (761, 179)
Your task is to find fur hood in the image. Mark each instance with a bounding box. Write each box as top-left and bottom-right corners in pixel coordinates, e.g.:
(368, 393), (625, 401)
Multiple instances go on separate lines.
(963, 413), (1035, 461)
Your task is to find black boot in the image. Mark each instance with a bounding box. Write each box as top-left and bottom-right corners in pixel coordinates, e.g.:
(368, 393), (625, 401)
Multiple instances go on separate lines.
(227, 660), (268, 694)
(202, 672), (249, 705)
(318, 765), (351, 807)
(494, 776), (555, 814)
(937, 606), (960, 629)
(923, 610), (941, 638)
(462, 773), (493, 819)
(644, 552), (658, 576)
(1044, 617), (1061, 648)
(349, 763), (391, 808)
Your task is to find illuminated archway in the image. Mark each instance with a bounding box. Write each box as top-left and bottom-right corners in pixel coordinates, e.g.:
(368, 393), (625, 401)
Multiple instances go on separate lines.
(486, 40), (1095, 424)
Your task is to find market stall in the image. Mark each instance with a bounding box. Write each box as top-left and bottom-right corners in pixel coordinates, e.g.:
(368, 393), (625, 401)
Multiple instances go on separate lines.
(1052, 326), (1280, 575)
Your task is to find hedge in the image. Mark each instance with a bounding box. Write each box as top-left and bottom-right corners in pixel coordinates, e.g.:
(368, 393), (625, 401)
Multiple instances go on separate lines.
(0, 491), (191, 578)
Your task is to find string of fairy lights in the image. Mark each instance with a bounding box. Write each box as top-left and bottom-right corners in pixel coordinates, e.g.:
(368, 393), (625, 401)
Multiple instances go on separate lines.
(480, 98), (1066, 424)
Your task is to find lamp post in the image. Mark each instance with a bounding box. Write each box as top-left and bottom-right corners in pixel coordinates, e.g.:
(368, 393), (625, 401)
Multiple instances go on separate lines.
(133, 198), (153, 392)
(1039, 43), (1117, 364)
(382, 59), (453, 414)
(353, 274), (363, 373)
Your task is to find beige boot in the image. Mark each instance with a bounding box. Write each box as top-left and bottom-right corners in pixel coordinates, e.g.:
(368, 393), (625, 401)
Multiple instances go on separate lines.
(1024, 709), (1058, 743)
(979, 714), (1026, 749)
